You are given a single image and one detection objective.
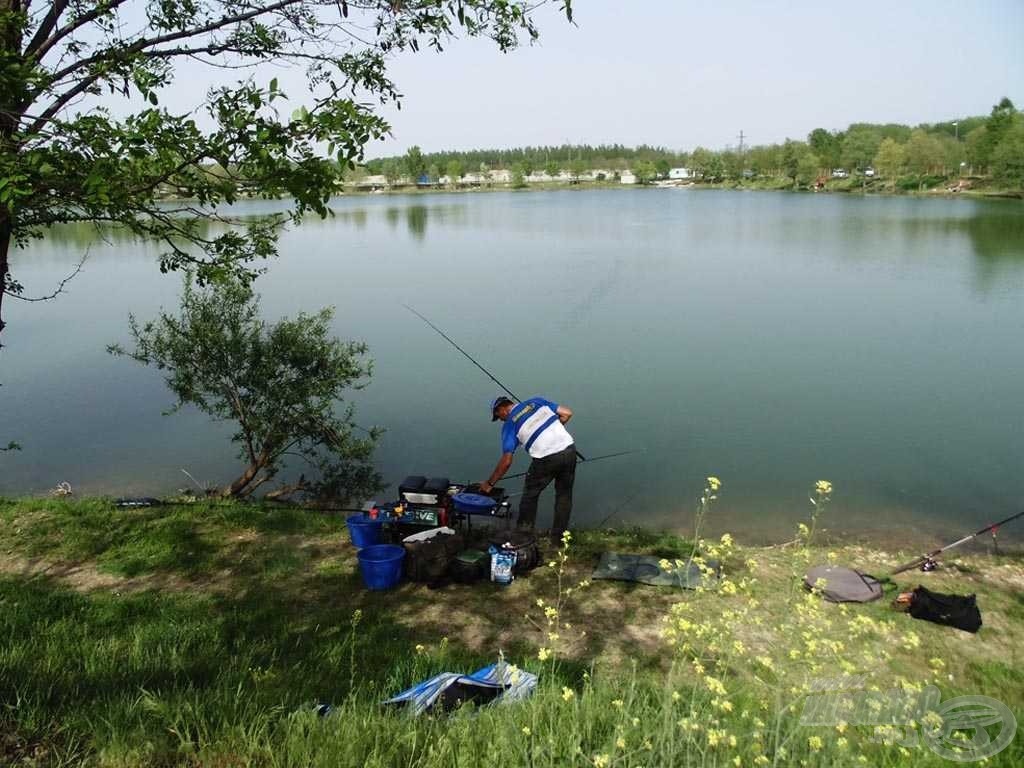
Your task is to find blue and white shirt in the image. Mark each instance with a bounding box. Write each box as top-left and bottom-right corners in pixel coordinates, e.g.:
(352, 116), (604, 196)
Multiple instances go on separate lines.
(501, 397), (574, 459)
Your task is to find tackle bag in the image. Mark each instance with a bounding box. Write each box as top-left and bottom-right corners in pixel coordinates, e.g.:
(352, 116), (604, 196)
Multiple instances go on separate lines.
(402, 528), (463, 583)
(907, 585), (982, 634)
(488, 530), (540, 574)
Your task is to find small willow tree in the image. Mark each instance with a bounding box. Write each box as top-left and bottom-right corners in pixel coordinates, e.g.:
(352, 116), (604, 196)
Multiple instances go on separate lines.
(109, 277), (381, 501)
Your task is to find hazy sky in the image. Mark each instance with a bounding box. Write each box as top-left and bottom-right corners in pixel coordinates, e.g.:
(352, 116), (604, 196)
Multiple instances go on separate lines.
(93, 1), (1023, 157)
(367, 0), (1023, 156)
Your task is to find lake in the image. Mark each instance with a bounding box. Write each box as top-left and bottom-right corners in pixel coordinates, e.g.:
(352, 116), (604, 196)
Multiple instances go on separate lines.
(3, 188), (1023, 544)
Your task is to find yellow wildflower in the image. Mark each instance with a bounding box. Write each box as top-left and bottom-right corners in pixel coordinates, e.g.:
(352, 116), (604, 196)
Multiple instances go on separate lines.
(707, 476), (722, 491)
(522, 726), (531, 736)
(815, 480), (833, 495)
(615, 737), (626, 749)
(704, 676), (727, 695)
(415, 644), (425, 654)
(592, 755), (609, 768)
(537, 647), (551, 661)
(612, 699), (624, 708)
(808, 736), (823, 751)
(672, 691), (681, 701)
(562, 687), (574, 701)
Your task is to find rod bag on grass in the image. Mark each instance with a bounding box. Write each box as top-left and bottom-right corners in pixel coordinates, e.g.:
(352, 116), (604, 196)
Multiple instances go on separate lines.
(907, 585), (982, 633)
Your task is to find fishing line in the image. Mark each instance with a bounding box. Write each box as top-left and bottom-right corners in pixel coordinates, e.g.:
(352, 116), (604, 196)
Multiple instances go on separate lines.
(403, 304), (589, 461)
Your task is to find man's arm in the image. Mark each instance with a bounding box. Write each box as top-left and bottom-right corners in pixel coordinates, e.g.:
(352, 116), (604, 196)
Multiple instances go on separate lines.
(480, 452), (514, 494)
(556, 404), (573, 424)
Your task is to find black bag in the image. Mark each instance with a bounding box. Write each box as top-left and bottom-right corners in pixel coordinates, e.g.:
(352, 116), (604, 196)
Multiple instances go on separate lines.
(488, 530), (540, 574)
(403, 532), (463, 583)
(908, 585), (982, 633)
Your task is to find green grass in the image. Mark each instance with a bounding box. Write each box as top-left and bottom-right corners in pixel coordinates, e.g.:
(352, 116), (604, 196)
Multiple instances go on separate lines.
(1, 498), (1022, 766)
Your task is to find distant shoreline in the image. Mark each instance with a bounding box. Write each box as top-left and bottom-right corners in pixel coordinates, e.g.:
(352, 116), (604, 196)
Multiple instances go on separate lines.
(328, 179), (1022, 202)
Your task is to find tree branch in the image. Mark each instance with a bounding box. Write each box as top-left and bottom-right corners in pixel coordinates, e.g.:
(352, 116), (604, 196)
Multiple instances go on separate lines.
(5, 250), (88, 301)
(36, 0), (303, 100)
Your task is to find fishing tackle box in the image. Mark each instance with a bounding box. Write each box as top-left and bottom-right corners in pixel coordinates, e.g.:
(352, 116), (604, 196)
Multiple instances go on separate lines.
(399, 476), (450, 506)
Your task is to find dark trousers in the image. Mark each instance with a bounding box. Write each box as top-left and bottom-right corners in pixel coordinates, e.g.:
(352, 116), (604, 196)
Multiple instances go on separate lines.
(517, 445), (576, 541)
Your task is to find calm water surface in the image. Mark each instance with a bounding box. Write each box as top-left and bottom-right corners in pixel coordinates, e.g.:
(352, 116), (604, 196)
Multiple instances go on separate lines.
(3, 189), (1024, 543)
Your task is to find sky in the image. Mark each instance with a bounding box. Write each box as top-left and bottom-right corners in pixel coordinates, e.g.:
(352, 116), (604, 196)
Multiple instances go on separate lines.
(367, 0), (1024, 156)
(88, 0), (1024, 157)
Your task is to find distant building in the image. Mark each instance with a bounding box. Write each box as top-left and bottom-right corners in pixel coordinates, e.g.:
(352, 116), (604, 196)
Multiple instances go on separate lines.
(668, 167), (693, 179)
(620, 171), (637, 185)
(490, 169), (512, 184)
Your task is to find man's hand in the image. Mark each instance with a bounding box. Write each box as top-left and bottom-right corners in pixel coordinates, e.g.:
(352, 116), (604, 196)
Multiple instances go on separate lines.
(482, 452), (514, 494)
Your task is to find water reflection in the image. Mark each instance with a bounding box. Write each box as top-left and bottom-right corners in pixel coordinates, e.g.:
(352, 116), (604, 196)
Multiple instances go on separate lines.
(406, 205), (427, 240)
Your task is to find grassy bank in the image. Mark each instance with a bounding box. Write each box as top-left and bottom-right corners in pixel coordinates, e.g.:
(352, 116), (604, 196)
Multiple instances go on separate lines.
(2, 497), (1022, 766)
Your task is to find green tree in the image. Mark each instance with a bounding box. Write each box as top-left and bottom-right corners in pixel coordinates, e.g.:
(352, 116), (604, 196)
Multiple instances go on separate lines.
(404, 145), (427, 183)
(990, 114), (1024, 184)
(965, 126), (989, 172)
(445, 160), (463, 187)
(633, 160), (658, 185)
(840, 125), (882, 171)
(904, 129), (944, 176)
(0, 1), (572, 342)
(782, 140), (816, 187)
(569, 158), (588, 181)
(975, 97), (1018, 169)
(543, 160), (562, 179)
(873, 138), (906, 180)
(510, 163), (527, 188)
(109, 276), (381, 500)
(808, 128), (842, 169)
(654, 158), (671, 178)
(382, 160), (402, 186)
(427, 164), (441, 184)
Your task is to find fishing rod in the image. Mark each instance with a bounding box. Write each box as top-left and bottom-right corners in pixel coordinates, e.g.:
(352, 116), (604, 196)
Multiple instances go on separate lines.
(403, 304), (589, 461)
(890, 509), (1024, 575)
(503, 449), (645, 481)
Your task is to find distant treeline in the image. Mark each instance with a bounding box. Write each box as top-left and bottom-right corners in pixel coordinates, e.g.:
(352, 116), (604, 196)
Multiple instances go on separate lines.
(362, 98), (1024, 187)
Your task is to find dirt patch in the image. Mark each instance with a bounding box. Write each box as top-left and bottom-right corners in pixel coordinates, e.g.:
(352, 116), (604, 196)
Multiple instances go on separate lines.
(0, 554), (235, 595)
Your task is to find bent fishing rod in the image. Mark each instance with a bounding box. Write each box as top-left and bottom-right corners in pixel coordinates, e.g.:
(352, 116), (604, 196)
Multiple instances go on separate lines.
(403, 304), (591, 461)
(890, 509), (1024, 575)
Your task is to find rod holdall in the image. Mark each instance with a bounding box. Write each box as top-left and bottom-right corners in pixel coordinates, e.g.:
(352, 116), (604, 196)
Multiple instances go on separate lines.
(905, 585), (982, 634)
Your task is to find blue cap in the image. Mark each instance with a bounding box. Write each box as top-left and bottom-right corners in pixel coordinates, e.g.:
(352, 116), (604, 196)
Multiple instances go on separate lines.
(490, 395), (513, 421)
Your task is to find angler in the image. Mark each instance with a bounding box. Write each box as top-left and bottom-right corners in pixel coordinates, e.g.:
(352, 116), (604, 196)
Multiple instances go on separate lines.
(481, 396), (577, 545)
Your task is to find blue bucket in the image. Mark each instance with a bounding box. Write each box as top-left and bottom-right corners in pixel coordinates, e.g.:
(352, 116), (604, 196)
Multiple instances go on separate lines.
(357, 544), (405, 591)
(346, 514), (383, 548)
